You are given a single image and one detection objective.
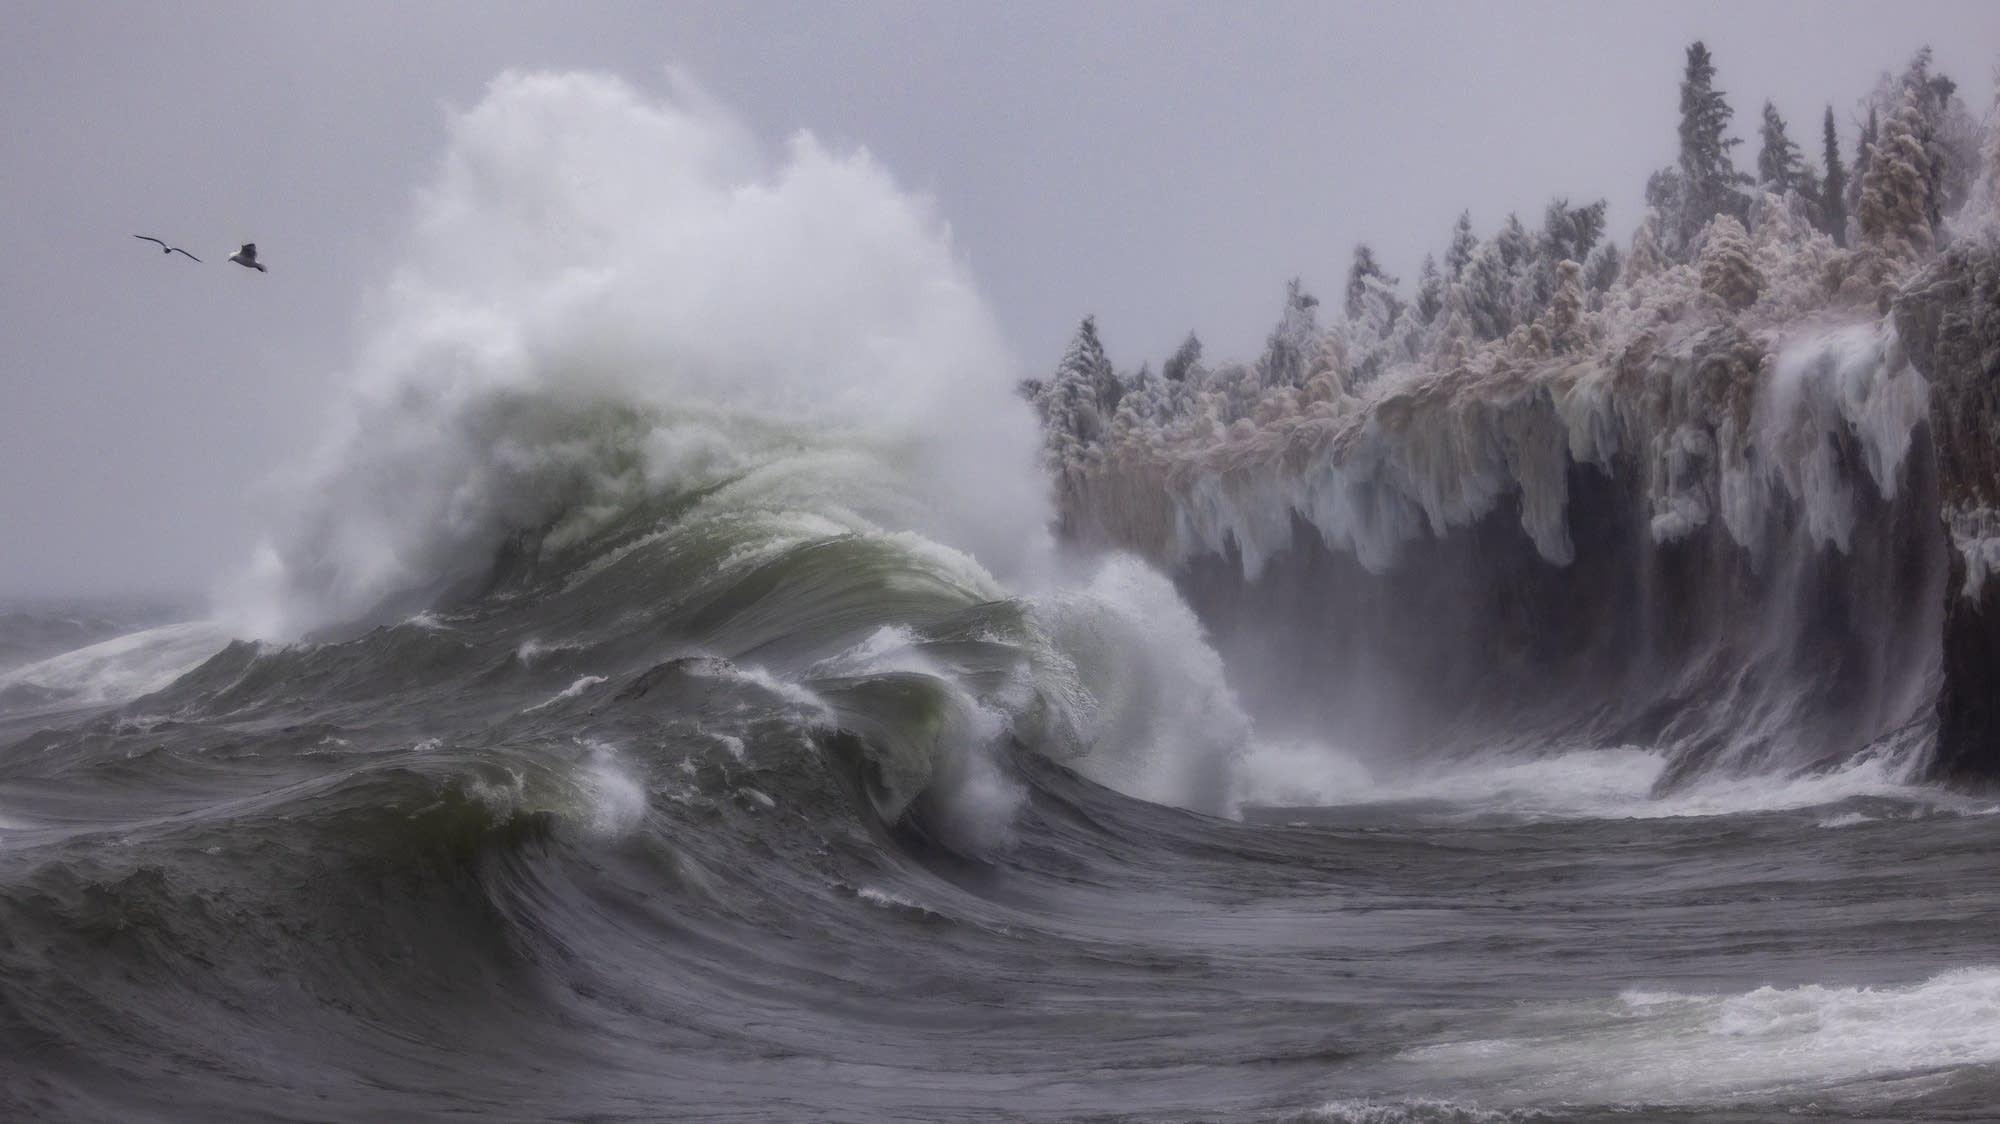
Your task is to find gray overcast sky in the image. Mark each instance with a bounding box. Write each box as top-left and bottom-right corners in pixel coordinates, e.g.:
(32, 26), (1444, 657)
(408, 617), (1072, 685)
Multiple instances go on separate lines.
(3, 1), (1995, 598)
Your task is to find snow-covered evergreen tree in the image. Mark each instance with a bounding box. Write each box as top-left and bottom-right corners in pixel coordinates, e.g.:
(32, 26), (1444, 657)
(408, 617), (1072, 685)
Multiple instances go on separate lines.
(1820, 106), (1848, 246)
(1415, 254), (1444, 325)
(1857, 97), (1935, 263)
(1878, 47), (1981, 231)
(1666, 41), (1749, 256)
(1539, 198), (1608, 266)
(1462, 240), (1515, 341)
(1849, 105), (1879, 229)
(1514, 198), (1607, 319)
(1259, 279), (1321, 389)
(1445, 211), (1478, 279)
(1582, 241), (1622, 294)
(1029, 315), (1125, 452)
(1757, 101), (1808, 194)
(1344, 245), (1399, 322)
(1163, 332), (1205, 384)
(1494, 214), (1533, 271)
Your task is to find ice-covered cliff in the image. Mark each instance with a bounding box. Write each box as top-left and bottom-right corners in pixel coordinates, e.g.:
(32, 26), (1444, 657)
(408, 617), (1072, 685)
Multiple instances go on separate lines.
(1897, 236), (2000, 779)
(1026, 68), (2000, 786)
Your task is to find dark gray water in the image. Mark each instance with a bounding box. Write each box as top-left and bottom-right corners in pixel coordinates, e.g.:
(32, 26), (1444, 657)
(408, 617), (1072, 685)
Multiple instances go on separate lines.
(4, 552), (1998, 1123)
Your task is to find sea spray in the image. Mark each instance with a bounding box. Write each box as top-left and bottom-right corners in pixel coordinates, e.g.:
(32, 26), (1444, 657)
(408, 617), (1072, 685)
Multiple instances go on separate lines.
(228, 70), (1048, 639)
(196, 70), (1288, 830)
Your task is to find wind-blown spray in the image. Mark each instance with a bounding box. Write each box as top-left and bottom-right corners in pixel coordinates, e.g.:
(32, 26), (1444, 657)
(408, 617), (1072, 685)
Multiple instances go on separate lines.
(230, 71), (1050, 639)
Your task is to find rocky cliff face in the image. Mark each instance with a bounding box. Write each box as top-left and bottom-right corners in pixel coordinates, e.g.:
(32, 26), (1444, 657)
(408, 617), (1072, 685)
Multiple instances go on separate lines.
(1144, 318), (1947, 785)
(1896, 238), (2000, 781)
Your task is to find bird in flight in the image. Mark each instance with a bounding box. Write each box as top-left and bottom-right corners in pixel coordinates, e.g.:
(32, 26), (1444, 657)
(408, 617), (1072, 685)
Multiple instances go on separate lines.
(228, 243), (266, 273)
(133, 235), (200, 262)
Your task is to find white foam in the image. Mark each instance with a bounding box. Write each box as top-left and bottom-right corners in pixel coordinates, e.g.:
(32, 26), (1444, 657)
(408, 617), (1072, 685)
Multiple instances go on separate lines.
(1230, 738), (1378, 810)
(226, 69), (1049, 639)
(524, 674), (606, 711)
(1027, 555), (1251, 817)
(854, 884), (947, 921)
(806, 624), (932, 679)
(0, 621), (228, 709)
(1309, 1100), (1544, 1124)
(514, 637), (582, 665)
(576, 740), (647, 836)
(684, 660), (834, 724)
(1232, 742), (1948, 822)
(1396, 967), (2000, 1105)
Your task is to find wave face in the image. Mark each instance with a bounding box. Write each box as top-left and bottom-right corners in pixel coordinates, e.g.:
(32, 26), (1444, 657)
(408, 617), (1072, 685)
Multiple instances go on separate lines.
(7, 72), (2000, 1124)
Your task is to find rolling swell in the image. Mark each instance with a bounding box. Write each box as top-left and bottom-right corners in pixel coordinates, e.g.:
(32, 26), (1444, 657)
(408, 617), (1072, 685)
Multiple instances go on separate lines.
(0, 470), (1293, 1120)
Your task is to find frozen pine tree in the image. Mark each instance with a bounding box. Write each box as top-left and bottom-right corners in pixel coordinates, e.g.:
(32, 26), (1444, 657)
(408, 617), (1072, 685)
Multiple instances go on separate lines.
(1259, 279), (1321, 388)
(1666, 41), (1749, 255)
(1030, 315), (1125, 450)
(1494, 214), (1533, 271)
(1644, 166), (1686, 237)
(1880, 47), (1981, 229)
(1756, 101), (1808, 194)
(1532, 197), (1608, 320)
(1348, 272), (1406, 348)
(1857, 97), (1934, 263)
(1849, 105), (1878, 225)
(1162, 332), (1204, 384)
(1582, 241), (1622, 293)
(1415, 254), (1444, 325)
(1444, 211), (1478, 279)
(1820, 106), (1848, 246)
(1461, 240), (1515, 341)
(1344, 245), (1399, 321)
(1540, 198), (1608, 265)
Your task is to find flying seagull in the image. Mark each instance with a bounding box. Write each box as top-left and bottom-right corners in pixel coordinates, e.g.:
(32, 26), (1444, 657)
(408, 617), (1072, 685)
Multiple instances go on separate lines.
(133, 234), (200, 262)
(228, 243), (266, 273)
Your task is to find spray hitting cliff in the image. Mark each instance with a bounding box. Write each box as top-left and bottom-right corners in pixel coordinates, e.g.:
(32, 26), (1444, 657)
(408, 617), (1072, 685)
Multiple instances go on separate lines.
(1026, 49), (2000, 787)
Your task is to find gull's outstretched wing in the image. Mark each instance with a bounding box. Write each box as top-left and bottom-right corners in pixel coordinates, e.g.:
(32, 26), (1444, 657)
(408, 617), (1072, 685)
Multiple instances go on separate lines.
(134, 235), (168, 248)
(170, 247), (201, 262)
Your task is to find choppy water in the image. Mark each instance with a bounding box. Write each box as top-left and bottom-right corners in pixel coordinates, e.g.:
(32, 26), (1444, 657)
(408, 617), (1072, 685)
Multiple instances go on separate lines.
(5, 579), (1999, 1124)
